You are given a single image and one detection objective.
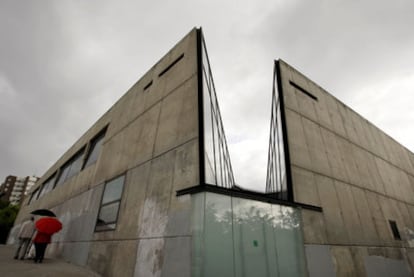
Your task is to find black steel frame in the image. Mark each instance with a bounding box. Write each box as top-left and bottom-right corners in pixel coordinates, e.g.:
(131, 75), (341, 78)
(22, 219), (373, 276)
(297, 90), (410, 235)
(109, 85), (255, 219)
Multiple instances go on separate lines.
(186, 31), (309, 209)
(265, 61), (293, 201)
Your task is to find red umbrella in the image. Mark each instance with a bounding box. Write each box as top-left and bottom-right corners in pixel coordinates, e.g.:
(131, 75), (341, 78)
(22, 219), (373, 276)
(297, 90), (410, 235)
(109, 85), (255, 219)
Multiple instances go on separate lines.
(35, 217), (62, 235)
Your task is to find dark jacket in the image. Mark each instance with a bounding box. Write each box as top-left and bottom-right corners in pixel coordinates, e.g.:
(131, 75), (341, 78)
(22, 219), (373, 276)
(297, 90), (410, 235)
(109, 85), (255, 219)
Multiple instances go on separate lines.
(33, 232), (51, 244)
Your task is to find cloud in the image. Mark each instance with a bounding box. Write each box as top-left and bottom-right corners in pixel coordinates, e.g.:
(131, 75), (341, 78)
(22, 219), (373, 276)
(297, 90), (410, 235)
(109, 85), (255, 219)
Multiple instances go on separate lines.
(349, 73), (414, 152)
(0, 0), (413, 192)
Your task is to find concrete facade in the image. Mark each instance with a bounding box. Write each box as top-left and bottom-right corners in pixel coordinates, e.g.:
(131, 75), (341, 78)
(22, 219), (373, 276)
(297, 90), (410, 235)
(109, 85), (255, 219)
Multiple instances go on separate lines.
(278, 60), (414, 276)
(8, 28), (414, 277)
(10, 29), (199, 277)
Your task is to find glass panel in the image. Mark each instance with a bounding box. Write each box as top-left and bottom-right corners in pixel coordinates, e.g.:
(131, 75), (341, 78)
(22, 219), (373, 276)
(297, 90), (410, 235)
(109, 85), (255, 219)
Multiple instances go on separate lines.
(66, 150), (84, 179)
(201, 38), (235, 188)
(203, 67), (215, 185)
(203, 193), (234, 276)
(212, 110), (222, 187)
(28, 188), (39, 204)
(192, 192), (307, 277)
(191, 193), (205, 277)
(233, 198), (279, 277)
(84, 133), (105, 168)
(277, 107), (287, 197)
(38, 174), (56, 198)
(102, 175), (125, 204)
(266, 63), (288, 200)
(95, 223), (116, 231)
(55, 164), (71, 187)
(273, 205), (306, 276)
(97, 202), (120, 225)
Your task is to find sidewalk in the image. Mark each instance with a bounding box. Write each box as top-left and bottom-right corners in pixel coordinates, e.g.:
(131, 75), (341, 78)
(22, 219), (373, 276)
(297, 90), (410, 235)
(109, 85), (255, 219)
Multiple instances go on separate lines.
(0, 244), (101, 277)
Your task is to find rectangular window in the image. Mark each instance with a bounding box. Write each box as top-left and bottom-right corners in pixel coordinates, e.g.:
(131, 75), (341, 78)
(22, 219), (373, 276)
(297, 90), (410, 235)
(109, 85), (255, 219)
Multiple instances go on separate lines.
(55, 148), (85, 187)
(84, 128), (107, 168)
(289, 81), (318, 101)
(389, 220), (401, 240)
(28, 188), (40, 205)
(66, 150), (85, 179)
(158, 53), (184, 77)
(38, 174), (57, 198)
(95, 175), (125, 231)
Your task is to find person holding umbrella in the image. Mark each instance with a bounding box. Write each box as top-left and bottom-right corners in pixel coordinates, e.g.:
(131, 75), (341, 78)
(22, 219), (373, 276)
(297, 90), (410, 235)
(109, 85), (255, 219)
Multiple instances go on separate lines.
(31, 211), (62, 263)
(14, 217), (35, 260)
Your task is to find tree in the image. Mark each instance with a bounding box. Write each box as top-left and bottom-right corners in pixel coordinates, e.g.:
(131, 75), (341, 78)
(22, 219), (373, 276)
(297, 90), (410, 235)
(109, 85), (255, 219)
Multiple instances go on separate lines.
(0, 200), (19, 244)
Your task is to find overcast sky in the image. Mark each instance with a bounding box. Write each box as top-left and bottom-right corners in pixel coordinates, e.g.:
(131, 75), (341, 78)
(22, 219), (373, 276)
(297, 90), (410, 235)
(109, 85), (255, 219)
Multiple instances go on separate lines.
(1, 0), (413, 191)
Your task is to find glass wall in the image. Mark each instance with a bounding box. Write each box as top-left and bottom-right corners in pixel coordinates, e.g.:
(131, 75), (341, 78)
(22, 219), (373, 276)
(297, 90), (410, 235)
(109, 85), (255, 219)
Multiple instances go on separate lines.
(192, 192), (307, 277)
(266, 62), (288, 199)
(200, 35), (235, 189)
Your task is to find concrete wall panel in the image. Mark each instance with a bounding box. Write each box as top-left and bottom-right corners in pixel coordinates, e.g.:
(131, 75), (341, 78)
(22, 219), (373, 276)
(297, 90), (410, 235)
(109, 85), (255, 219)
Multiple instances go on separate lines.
(313, 90), (333, 130)
(153, 76), (198, 157)
(350, 186), (380, 244)
(294, 86), (318, 122)
(331, 246), (357, 276)
(325, 94), (347, 138)
(304, 244), (335, 277)
(88, 240), (138, 277)
(292, 166), (320, 207)
(349, 247), (369, 276)
(320, 128), (349, 182)
(365, 255), (411, 277)
(138, 151), (176, 238)
(364, 191), (393, 246)
(316, 174), (349, 244)
(302, 117), (332, 176)
(160, 237), (191, 277)
(301, 210), (328, 244)
(115, 162), (151, 239)
(365, 152), (386, 195)
(336, 137), (360, 186)
(334, 181), (365, 244)
(166, 140), (199, 237)
(134, 238), (164, 277)
(285, 109), (312, 169)
(122, 105), (160, 170)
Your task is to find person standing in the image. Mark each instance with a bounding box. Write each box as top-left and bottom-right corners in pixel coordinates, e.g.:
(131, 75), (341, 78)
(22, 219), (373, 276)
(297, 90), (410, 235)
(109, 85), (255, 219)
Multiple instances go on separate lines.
(32, 230), (52, 263)
(14, 217), (35, 260)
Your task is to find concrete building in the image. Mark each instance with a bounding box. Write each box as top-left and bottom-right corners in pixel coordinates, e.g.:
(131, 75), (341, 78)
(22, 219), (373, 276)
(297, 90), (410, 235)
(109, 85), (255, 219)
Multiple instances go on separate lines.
(0, 175), (39, 205)
(267, 60), (414, 276)
(9, 28), (414, 276)
(0, 175), (16, 203)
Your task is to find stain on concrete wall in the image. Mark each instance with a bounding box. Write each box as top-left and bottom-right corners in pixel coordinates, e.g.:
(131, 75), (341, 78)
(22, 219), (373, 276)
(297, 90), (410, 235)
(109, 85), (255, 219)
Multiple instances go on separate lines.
(365, 256), (411, 277)
(305, 244), (335, 277)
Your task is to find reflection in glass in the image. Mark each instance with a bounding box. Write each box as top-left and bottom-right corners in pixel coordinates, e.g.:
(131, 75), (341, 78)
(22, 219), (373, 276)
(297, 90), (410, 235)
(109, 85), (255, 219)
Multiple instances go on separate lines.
(203, 193), (234, 276)
(95, 175), (125, 231)
(38, 174), (56, 198)
(273, 206), (306, 276)
(95, 223), (116, 232)
(84, 131), (105, 168)
(233, 198), (278, 277)
(66, 150), (84, 179)
(192, 193), (205, 277)
(55, 164), (71, 187)
(55, 149), (85, 187)
(97, 202), (120, 225)
(102, 176), (125, 204)
(192, 192), (306, 277)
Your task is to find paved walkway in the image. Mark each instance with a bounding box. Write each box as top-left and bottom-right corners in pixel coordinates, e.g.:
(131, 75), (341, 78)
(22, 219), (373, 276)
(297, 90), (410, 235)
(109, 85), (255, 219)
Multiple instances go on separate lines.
(0, 244), (101, 277)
